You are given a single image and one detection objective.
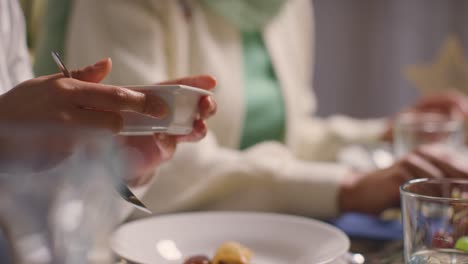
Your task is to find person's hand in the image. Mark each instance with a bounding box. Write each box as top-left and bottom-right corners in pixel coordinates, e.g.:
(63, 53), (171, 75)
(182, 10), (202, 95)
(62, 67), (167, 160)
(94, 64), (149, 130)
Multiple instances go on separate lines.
(414, 91), (468, 116)
(382, 91), (468, 142)
(120, 75), (217, 186)
(0, 58), (167, 170)
(338, 145), (468, 215)
(0, 58), (167, 131)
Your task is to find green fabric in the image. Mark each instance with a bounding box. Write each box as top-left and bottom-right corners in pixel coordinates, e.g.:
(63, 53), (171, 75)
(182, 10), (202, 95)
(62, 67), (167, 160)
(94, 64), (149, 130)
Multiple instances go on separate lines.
(240, 32), (285, 150)
(33, 0), (72, 76)
(201, 0), (286, 31)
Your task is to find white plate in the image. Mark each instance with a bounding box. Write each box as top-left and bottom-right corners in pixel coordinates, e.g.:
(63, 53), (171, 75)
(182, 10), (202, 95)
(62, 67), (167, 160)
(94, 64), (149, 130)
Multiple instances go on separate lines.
(111, 212), (350, 264)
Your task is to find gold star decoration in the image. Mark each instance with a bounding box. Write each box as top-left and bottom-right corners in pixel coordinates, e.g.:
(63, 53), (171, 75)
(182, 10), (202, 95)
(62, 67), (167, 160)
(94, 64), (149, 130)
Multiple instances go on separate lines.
(405, 35), (468, 95)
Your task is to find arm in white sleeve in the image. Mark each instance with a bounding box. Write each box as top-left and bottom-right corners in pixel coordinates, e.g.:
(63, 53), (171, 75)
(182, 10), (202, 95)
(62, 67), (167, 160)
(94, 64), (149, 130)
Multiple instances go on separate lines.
(127, 132), (351, 220)
(66, 0), (168, 85)
(293, 115), (387, 162)
(7, 0), (33, 84)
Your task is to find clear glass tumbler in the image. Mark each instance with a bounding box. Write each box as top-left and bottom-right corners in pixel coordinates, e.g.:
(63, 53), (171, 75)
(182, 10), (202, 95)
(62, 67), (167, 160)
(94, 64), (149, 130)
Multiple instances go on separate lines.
(0, 124), (127, 264)
(393, 112), (464, 158)
(401, 178), (468, 263)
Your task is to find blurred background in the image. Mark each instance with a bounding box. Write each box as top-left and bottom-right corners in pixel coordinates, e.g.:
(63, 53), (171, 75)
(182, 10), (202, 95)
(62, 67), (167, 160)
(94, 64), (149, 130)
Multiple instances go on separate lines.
(19, 0), (468, 119)
(18, 0), (45, 52)
(313, 0), (468, 119)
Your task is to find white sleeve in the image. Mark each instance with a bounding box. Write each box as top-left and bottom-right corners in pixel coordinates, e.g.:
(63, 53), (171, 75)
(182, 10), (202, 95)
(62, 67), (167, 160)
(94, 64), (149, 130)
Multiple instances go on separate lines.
(7, 0), (33, 84)
(66, 0), (167, 85)
(293, 115), (387, 162)
(125, 132), (350, 220)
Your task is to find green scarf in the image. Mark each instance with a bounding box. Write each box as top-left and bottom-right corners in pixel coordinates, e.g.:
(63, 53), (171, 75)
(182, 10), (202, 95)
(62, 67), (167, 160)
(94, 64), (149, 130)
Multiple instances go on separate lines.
(201, 0), (286, 31)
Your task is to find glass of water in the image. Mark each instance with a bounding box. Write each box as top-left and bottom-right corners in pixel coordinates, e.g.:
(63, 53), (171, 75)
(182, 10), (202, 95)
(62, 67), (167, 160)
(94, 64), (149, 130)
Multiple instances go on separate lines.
(393, 112), (464, 158)
(401, 178), (468, 263)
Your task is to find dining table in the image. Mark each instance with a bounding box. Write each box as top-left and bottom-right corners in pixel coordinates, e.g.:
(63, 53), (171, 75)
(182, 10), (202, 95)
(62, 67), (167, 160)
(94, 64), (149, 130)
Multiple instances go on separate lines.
(333, 212), (404, 263)
(349, 238), (403, 263)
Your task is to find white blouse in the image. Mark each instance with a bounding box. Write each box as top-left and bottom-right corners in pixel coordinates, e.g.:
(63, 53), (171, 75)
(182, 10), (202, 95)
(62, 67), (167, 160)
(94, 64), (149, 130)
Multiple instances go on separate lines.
(0, 0), (32, 93)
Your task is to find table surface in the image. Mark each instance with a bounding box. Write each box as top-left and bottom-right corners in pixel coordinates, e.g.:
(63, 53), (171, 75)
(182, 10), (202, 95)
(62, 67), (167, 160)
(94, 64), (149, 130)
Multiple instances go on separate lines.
(350, 238), (403, 263)
(329, 212), (404, 263)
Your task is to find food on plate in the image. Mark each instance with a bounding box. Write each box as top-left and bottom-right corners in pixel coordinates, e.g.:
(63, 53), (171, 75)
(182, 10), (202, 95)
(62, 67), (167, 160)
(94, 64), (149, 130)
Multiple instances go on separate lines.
(183, 255), (212, 264)
(212, 242), (252, 264)
(183, 241), (252, 264)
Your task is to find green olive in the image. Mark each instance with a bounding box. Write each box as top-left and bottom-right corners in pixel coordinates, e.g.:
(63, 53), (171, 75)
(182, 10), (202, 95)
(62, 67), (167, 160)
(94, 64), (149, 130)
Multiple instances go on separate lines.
(455, 236), (468, 252)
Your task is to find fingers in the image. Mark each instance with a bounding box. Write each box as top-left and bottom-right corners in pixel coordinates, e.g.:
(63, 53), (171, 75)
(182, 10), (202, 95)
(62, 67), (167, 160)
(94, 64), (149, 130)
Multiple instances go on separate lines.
(123, 134), (177, 187)
(199, 96), (217, 119)
(47, 59), (168, 118)
(127, 171), (154, 187)
(416, 146), (468, 178)
(154, 134), (177, 161)
(158, 75), (217, 91)
(121, 136), (156, 187)
(381, 120), (394, 142)
(158, 75), (216, 142)
(399, 153), (444, 179)
(176, 119), (208, 142)
(415, 93), (468, 116)
(71, 82), (168, 118)
(394, 165), (415, 182)
(71, 58), (112, 83)
(71, 109), (123, 133)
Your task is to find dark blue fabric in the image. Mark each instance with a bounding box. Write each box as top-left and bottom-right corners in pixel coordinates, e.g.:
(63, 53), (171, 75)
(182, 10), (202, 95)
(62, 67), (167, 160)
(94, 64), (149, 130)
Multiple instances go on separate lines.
(331, 213), (403, 241)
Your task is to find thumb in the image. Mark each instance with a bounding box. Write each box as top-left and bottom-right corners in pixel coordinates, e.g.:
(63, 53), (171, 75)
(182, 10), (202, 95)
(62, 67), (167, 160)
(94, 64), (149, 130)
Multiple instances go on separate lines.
(71, 58), (112, 83)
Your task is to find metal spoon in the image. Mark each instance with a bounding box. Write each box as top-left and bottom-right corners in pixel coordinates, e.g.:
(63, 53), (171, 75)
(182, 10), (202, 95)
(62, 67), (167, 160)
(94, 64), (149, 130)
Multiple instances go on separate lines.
(51, 51), (71, 78)
(51, 51), (151, 214)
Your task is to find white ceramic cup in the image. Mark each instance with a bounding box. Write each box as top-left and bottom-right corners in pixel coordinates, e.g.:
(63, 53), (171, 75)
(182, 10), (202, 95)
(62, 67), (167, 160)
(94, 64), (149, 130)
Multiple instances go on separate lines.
(120, 85), (212, 136)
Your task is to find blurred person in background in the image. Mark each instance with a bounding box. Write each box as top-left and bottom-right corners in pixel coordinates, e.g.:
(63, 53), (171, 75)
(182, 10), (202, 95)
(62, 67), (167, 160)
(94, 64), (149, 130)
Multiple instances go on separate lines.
(36, 0), (468, 219)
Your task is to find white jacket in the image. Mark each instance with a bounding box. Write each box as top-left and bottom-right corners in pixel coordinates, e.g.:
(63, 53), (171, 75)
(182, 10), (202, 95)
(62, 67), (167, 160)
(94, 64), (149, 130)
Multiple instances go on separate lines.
(0, 0), (32, 92)
(66, 0), (385, 219)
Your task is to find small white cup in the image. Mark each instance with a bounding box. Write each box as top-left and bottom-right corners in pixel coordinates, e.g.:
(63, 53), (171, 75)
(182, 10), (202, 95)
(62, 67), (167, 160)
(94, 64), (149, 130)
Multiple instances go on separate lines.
(120, 85), (212, 136)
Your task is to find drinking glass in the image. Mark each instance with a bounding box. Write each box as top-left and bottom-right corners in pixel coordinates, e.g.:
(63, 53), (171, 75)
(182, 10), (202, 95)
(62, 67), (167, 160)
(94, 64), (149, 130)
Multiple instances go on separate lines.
(393, 112), (464, 158)
(401, 178), (468, 263)
(0, 124), (128, 263)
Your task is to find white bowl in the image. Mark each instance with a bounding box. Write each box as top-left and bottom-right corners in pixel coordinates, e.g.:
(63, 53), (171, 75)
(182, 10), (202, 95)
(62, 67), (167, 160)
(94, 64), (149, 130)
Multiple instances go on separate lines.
(111, 212), (350, 264)
(120, 85), (212, 136)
